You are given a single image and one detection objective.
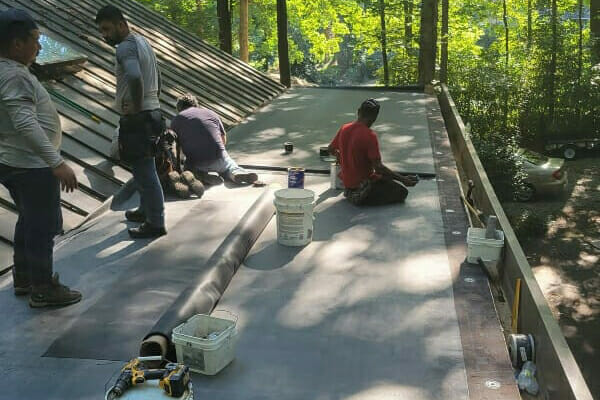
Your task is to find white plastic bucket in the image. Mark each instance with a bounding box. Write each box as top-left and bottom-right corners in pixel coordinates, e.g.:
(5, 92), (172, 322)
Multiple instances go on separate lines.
(466, 227), (505, 263)
(330, 163), (344, 190)
(274, 188), (315, 246)
(172, 313), (238, 376)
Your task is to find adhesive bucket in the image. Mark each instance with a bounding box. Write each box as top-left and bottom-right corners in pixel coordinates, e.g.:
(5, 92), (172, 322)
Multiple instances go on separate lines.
(274, 188), (315, 246)
(171, 313), (238, 376)
(466, 227), (504, 264)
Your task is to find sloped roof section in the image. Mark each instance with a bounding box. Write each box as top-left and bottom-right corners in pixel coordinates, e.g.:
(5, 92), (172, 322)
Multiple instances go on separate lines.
(0, 0), (285, 269)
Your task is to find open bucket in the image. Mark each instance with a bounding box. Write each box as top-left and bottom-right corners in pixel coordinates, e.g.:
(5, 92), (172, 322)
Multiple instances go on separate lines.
(274, 188), (315, 246)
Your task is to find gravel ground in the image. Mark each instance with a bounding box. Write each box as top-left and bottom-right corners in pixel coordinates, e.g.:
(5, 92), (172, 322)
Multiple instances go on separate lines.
(502, 158), (600, 398)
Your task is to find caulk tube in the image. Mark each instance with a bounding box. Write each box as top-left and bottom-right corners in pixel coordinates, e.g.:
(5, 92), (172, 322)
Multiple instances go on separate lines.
(140, 187), (276, 360)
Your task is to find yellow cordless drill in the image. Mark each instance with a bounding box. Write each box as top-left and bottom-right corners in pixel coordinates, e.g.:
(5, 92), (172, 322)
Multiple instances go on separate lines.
(106, 357), (190, 399)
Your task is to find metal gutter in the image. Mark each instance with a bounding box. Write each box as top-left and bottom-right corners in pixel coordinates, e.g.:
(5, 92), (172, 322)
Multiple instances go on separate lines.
(438, 83), (593, 400)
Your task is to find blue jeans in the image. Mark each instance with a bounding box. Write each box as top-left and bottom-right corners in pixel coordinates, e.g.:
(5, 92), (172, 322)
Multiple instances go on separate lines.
(0, 164), (62, 286)
(131, 157), (165, 227)
(188, 152), (246, 182)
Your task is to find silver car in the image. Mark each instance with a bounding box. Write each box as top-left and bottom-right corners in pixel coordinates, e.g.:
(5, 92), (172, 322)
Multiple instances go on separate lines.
(515, 148), (568, 201)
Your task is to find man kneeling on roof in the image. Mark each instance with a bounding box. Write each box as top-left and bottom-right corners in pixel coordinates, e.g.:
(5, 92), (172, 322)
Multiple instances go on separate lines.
(328, 98), (418, 206)
(170, 94), (259, 186)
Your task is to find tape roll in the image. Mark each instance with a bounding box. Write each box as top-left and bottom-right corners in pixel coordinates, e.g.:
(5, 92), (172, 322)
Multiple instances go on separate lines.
(509, 333), (535, 369)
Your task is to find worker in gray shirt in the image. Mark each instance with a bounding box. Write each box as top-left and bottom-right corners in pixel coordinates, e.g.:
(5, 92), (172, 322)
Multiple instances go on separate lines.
(0, 9), (81, 308)
(96, 5), (166, 239)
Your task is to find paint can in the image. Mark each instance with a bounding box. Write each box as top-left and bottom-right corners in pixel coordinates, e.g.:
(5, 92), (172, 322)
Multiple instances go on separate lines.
(508, 333), (535, 369)
(288, 167), (305, 189)
(330, 163), (344, 190)
(284, 142), (293, 154)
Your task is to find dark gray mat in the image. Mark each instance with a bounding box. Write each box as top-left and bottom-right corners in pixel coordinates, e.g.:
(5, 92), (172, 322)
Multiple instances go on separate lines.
(226, 88), (436, 174)
(44, 199), (257, 361)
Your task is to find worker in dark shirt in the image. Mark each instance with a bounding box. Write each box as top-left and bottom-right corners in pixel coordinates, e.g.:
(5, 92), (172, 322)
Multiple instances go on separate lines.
(170, 94), (258, 185)
(329, 98), (418, 206)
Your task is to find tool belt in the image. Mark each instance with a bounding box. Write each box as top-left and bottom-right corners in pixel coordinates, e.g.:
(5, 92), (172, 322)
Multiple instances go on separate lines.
(118, 109), (166, 162)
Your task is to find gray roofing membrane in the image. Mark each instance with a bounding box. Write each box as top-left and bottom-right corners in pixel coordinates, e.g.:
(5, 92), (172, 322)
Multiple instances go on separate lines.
(0, 88), (520, 399)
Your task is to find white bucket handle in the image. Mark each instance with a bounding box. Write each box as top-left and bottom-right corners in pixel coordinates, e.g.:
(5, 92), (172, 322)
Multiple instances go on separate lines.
(212, 309), (238, 326)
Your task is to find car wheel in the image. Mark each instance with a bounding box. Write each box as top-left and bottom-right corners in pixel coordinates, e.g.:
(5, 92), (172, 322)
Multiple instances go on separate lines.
(515, 183), (536, 202)
(562, 145), (576, 160)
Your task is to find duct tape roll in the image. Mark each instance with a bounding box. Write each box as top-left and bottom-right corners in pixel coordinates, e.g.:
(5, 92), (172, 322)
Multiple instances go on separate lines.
(509, 333), (535, 369)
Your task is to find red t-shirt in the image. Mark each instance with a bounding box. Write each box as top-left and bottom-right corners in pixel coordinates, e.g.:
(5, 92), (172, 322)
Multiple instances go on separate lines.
(329, 121), (382, 189)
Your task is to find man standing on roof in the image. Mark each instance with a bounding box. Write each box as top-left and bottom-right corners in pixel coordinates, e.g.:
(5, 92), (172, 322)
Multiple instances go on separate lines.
(0, 8), (82, 308)
(329, 98), (418, 206)
(96, 5), (166, 239)
(170, 93), (259, 186)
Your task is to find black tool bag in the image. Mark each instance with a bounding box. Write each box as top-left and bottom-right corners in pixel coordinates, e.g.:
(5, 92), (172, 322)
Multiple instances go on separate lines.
(118, 109), (166, 162)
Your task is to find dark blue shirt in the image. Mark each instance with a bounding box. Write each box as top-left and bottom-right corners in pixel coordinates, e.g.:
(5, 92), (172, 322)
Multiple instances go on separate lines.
(170, 107), (226, 168)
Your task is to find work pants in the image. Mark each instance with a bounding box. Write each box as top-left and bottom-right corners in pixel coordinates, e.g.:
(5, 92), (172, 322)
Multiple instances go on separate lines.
(0, 164), (62, 286)
(345, 178), (408, 206)
(131, 157), (165, 228)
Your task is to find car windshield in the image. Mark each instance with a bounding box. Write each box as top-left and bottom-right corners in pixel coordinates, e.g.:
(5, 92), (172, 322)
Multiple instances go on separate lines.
(520, 149), (548, 166)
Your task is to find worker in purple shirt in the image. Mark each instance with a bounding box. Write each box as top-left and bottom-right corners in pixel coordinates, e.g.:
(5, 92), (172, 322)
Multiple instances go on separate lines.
(170, 94), (259, 186)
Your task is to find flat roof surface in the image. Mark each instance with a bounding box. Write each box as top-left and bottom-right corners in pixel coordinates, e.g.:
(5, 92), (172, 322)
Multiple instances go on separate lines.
(0, 88), (518, 400)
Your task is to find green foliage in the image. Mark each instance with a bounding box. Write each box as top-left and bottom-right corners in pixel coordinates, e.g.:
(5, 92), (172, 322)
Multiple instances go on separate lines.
(508, 208), (551, 238)
(134, 0), (598, 185)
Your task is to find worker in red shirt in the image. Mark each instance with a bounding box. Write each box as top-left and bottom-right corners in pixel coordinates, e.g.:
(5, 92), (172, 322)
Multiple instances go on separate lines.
(328, 98), (418, 206)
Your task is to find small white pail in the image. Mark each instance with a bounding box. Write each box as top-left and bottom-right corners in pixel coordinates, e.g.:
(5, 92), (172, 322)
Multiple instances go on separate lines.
(274, 188), (315, 246)
(330, 163), (344, 190)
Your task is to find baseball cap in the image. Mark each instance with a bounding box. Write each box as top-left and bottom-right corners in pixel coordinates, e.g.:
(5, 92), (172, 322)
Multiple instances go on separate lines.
(0, 8), (38, 37)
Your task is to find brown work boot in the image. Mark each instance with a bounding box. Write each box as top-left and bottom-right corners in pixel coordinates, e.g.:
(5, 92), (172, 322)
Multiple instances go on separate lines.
(125, 208), (146, 223)
(232, 172), (259, 184)
(181, 171), (205, 197)
(29, 273), (82, 308)
(193, 170), (224, 186)
(128, 222), (167, 239)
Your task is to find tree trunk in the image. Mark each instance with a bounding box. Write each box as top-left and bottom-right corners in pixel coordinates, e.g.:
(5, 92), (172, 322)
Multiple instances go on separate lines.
(502, 0), (509, 134)
(404, 0), (414, 54)
(277, 0), (291, 88)
(527, 0), (532, 49)
(418, 0), (439, 85)
(197, 0), (203, 37)
(440, 0), (448, 83)
(548, 0), (558, 125)
(217, 0), (232, 54)
(578, 0), (583, 85)
(378, 0), (389, 85)
(239, 0), (249, 62)
(592, 0), (600, 67)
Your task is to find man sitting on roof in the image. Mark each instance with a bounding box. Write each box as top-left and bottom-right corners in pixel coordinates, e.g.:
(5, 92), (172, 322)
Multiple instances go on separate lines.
(170, 94), (259, 186)
(328, 98), (418, 206)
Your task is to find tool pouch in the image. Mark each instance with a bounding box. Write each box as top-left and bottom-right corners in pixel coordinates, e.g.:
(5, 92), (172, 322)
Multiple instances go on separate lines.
(118, 109), (166, 162)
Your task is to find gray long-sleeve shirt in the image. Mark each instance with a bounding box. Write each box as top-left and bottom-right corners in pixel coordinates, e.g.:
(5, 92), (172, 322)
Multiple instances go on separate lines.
(0, 57), (63, 168)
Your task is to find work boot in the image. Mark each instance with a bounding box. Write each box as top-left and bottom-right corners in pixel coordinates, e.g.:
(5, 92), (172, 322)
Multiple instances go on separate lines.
(12, 267), (31, 296)
(168, 171), (191, 199)
(181, 170), (205, 197)
(232, 172), (259, 184)
(125, 208), (146, 223)
(128, 222), (167, 239)
(29, 273), (82, 308)
(193, 170), (224, 186)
